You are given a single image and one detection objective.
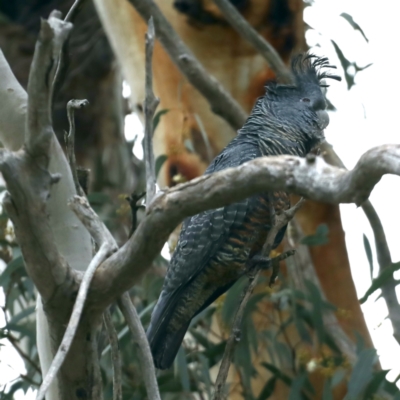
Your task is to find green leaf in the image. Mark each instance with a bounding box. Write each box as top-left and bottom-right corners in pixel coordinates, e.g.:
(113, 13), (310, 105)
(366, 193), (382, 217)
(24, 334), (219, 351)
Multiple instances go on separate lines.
(257, 377), (277, 400)
(221, 277), (247, 327)
(153, 109), (169, 132)
(0, 256), (25, 288)
(363, 234), (374, 280)
(7, 305), (35, 326)
(364, 370), (389, 398)
(331, 40), (372, 90)
(301, 224), (329, 246)
(288, 372), (307, 400)
(340, 13), (369, 42)
(155, 154), (168, 178)
(359, 262), (400, 304)
(344, 348), (377, 400)
(331, 368), (346, 388)
(197, 353), (212, 398)
(323, 379), (333, 400)
(175, 346), (190, 392)
(261, 362), (292, 386)
(304, 280), (325, 343)
(87, 192), (111, 207)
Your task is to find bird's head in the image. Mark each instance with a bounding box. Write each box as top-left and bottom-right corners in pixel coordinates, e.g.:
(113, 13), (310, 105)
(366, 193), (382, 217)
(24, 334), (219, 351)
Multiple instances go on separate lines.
(263, 53), (341, 148)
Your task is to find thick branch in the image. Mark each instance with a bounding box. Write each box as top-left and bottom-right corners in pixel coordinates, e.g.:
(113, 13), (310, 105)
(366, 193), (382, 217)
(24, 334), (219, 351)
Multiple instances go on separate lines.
(143, 17), (159, 205)
(93, 0), (247, 130)
(90, 144), (400, 308)
(212, 0), (292, 83)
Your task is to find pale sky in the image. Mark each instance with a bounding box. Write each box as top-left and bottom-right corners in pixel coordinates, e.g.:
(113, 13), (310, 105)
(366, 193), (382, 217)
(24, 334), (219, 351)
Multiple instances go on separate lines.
(1, 0), (400, 397)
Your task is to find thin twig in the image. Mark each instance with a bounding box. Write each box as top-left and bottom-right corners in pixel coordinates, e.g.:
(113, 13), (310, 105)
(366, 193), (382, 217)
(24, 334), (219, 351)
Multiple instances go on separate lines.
(6, 333), (42, 375)
(118, 293), (161, 400)
(52, 0), (88, 101)
(104, 310), (123, 400)
(320, 140), (400, 345)
(66, 99), (89, 196)
(144, 17), (160, 206)
(213, 200), (303, 400)
(212, 0), (292, 83)
(127, 0), (247, 130)
(64, 0), (88, 22)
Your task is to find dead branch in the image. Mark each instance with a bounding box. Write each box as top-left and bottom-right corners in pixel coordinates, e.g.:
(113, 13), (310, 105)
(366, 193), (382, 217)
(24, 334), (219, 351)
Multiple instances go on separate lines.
(25, 11), (72, 157)
(104, 310), (122, 400)
(116, 0), (247, 130)
(213, 200), (303, 400)
(143, 17), (160, 205)
(212, 0), (292, 83)
(118, 293), (161, 400)
(90, 144), (400, 308)
(321, 141), (400, 345)
(65, 99), (89, 196)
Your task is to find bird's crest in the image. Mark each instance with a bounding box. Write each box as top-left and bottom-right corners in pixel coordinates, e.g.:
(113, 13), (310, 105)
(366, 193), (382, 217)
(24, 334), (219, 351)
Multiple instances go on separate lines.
(291, 53), (342, 88)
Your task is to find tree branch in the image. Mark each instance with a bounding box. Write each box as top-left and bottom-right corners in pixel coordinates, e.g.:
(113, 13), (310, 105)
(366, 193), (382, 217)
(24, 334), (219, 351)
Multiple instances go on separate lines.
(91, 144), (400, 308)
(0, 50), (27, 151)
(93, 0), (247, 130)
(213, 200), (303, 399)
(25, 11), (73, 157)
(321, 141), (400, 345)
(65, 99), (89, 196)
(361, 202), (400, 343)
(118, 294), (161, 400)
(212, 0), (292, 83)
(143, 17), (159, 205)
(104, 310), (122, 400)
(69, 195), (161, 400)
(35, 196), (118, 400)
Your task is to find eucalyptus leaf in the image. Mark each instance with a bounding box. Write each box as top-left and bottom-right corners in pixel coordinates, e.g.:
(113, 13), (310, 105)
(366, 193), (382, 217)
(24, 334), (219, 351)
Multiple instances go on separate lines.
(301, 224), (329, 246)
(340, 13), (369, 42)
(363, 234), (374, 280)
(359, 262), (400, 304)
(345, 348), (377, 400)
(155, 154), (168, 178)
(153, 109), (169, 132)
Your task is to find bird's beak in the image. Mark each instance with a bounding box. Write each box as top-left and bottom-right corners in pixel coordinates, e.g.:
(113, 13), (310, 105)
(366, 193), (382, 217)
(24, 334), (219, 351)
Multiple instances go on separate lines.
(315, 110), (330, 130)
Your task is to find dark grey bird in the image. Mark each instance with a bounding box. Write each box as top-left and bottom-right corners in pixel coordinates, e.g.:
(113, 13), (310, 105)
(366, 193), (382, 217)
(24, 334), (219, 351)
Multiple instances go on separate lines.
(147, 54), (341, 369)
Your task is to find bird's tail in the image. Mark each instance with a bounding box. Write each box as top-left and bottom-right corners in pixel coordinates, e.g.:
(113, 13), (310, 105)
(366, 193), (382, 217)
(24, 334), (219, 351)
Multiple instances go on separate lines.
(147, 320), (190, 370)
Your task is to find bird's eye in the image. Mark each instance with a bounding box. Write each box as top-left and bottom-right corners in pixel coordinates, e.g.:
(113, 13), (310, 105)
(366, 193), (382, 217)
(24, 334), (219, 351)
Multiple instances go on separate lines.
(301, 98), (310, 103)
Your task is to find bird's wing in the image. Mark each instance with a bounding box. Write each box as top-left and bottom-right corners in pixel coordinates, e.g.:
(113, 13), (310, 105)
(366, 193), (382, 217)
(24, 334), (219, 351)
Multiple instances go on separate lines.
(147, 140), (260, 340)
